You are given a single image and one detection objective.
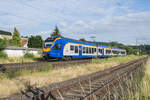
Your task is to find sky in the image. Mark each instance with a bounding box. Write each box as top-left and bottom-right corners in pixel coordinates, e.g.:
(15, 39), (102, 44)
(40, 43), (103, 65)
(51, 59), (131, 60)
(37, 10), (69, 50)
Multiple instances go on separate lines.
(0, 0), (150, 45)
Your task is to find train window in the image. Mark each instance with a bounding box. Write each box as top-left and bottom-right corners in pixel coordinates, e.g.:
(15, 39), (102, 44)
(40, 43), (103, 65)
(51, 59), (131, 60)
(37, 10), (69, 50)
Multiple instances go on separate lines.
(45, 44), (51, 47)
(89, 48), (92, 54)
(106, 50), (111, 54)
(45, 42), (53, 47)
(53, 44), (61, 50)
(117, 51), (120, 54)
(75, 46), (78, 53)
(70, 45), (74, 51)
(106, 50), (108, 54)
(86, 47), (88, 53)
(83, 47), (86, 53)
(53, 44), (57, 49)
(99, 49), (103, 54)
(121, 51), (125, 54)
(112, 50), (118, 54)
(58, 44), (61, 50)
(92, 48), (94, 54)
(94, 48), (96, 52)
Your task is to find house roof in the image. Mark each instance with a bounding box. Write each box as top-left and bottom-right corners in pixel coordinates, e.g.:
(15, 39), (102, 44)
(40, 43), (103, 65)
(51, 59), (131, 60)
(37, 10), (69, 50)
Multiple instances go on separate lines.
(21, 41), (28, 47)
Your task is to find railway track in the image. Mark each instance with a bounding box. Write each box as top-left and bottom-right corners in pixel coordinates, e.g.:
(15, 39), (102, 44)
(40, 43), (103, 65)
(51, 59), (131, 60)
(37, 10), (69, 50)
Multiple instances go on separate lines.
(83, 57), (148, 100)
(1, 57), (148, 100)
(0, 59), (91, 73)
(20, 57), (147, 100)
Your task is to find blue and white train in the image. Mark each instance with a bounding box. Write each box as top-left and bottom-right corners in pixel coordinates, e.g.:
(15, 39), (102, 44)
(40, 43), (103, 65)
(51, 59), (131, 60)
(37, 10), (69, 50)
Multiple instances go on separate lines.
(43, 37), (126, 60)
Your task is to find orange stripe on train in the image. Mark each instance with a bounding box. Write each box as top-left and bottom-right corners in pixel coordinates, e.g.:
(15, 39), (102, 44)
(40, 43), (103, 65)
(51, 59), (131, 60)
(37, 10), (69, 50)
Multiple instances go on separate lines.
(43, 48), (50, 52)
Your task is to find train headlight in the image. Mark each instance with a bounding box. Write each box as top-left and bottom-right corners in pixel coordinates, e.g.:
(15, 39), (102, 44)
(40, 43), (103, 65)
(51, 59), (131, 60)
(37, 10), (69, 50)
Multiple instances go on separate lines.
(43, 48), (50, 52)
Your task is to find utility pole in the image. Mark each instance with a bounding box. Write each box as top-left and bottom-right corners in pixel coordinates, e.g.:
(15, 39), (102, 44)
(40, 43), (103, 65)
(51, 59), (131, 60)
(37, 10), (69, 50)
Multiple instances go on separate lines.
(135, 38), (139, 55)
(136, 38), (137, 47)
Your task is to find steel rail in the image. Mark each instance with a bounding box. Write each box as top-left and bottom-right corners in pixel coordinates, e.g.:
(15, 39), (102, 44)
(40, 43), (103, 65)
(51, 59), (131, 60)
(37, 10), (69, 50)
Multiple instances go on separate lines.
(26, 57), (148, 100)
(82, 57), (148, 100)
(0, 59), (91, 73)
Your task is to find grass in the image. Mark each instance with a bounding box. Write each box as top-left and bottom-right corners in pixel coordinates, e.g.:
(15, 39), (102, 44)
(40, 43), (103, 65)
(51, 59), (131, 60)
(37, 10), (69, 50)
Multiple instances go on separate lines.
(0, 54), (44, 64)
(0, 64), (52, 79)
(92, 55), (145, 64)
(0, 55), (145, 98)
(99, 56), (149, 100)
(127, 57), (150, 100)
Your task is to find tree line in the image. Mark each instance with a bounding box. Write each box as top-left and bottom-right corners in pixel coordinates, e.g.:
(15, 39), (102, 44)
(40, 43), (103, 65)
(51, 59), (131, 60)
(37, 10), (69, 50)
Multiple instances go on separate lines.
(0, 26), (150, 55)
(79, 38), (150, 55)
(0, 26), (60, 49)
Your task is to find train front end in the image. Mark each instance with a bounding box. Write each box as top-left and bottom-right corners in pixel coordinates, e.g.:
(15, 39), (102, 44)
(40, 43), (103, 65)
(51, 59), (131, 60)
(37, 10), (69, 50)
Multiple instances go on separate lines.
(43, 37), (56, 59)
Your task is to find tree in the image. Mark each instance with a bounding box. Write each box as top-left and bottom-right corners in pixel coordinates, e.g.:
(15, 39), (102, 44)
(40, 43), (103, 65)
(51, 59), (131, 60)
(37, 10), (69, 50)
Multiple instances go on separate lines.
(108, 42), (119, 48)
(0, 38), (7, 51)
(28, 35), (43, 48)
(11, 27), (21, 47)
(119, 45), (133, 55)
(0, 38), (8, 58)
(79, 38), (86, 42)
(51, 26), (62, 37)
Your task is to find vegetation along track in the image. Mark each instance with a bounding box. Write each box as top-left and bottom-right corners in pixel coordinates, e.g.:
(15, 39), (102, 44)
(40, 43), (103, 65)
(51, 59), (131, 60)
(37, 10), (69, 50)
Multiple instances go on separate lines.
(0, 59), (91, 73)
(13, 56), (147, 100)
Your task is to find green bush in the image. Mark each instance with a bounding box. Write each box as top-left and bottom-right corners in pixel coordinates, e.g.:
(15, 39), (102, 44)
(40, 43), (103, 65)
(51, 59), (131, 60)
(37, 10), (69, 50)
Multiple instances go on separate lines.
(0, 38), (7, 51)
(24, 52), (34, 58)
(39, 64), (52, 72)
(6, 71), (22, 79)
(0, 51), (8, 59)
(0, 70), (22, 79)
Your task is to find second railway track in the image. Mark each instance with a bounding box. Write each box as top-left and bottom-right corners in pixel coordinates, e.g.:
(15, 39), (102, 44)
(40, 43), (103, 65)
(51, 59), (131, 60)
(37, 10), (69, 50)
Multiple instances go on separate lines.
(27, 57), (148, 100)
(0, 59), (91, 73)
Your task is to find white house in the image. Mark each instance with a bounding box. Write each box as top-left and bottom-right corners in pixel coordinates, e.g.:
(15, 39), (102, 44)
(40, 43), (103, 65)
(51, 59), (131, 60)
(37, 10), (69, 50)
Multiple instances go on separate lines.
(3, 46), (40, 57)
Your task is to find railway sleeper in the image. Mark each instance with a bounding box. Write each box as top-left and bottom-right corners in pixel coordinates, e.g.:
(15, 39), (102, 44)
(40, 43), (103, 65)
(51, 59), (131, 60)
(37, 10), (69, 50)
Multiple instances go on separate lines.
(60, 93), (85, 100)
(65, 89), (90, 96)
(54, 95), (81, 100)
(49, 92), (83, 100)
(83, 84), (103, 89)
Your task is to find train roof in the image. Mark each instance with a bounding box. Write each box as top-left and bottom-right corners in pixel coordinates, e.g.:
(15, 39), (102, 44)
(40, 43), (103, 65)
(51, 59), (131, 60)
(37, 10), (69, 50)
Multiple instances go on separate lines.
(61, 37), (126, 51)
(45, 37), (58, 42)
(45, 37), (126, 51)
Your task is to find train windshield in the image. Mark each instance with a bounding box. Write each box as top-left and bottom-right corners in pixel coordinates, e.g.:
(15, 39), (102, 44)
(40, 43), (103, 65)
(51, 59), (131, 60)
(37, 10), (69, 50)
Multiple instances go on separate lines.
(45, 42), (53, 47)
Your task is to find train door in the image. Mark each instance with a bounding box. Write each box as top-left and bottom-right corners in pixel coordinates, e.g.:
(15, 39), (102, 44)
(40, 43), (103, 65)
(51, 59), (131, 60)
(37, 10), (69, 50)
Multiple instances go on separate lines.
(79, 46), (82, 57)
(51, 43), (62, 57)
(102, 48), (105, 57)
(103, 48), (106, 57)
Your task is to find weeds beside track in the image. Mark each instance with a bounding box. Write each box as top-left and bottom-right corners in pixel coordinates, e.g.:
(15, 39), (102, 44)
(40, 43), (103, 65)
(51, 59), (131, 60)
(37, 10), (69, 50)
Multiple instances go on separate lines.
(2, 55), (148, 100)
(2, 57), (146, 100)
(83, 57), (148, 100)
(0, 59), (91, 73)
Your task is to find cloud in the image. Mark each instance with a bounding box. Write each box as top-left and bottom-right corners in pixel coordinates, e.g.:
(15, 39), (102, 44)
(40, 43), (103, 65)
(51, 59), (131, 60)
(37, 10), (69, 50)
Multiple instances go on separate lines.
(59, 21), (67, 27)
(61, 11), (150, 45)
(28, 30), (52, 39)
(0, 0), (150, 45)
(93, 9), (105, 15)
(35, 30), (52, 35)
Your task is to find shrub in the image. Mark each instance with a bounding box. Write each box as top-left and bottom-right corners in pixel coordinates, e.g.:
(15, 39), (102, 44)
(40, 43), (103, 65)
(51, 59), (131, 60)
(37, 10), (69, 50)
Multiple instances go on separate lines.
(24, 52), (34, 58)
(5, 71), (22, 79)
(0, 38), (7, 51)
(39, 64), (52, 72)
(0, 51), (8, 59)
